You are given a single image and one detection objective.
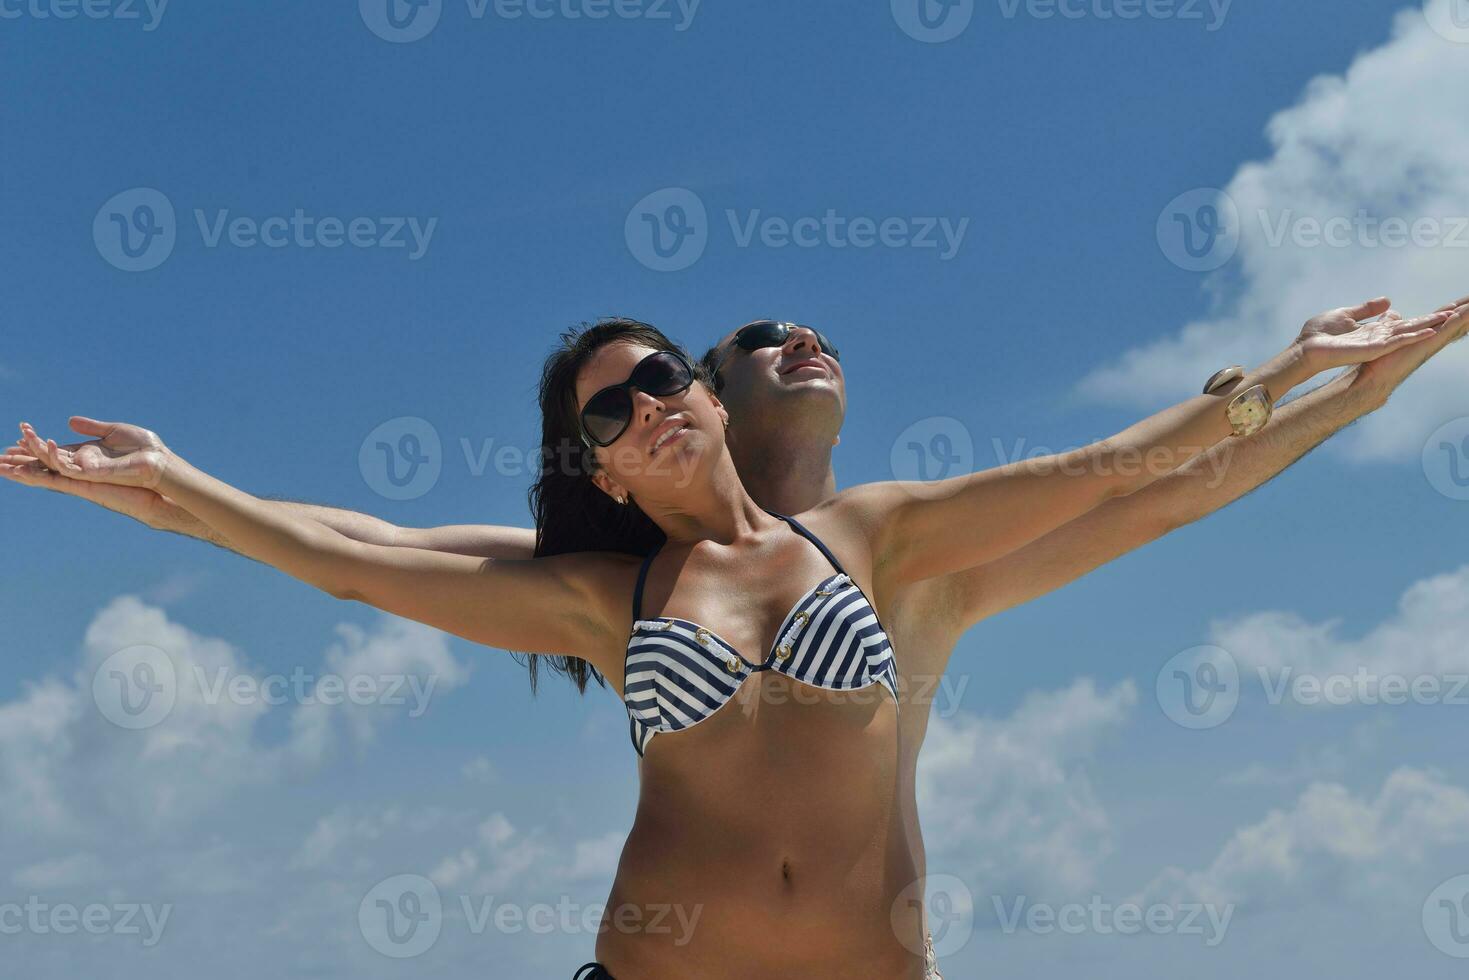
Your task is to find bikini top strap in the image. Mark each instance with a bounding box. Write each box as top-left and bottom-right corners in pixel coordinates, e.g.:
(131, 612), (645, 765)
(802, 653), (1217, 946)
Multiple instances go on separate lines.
(766, 509), (849, 576)
(631, 537), (666, 622)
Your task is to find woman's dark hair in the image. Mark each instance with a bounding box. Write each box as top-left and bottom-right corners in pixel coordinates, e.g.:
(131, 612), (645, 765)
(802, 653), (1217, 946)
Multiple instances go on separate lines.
(517, 317), (714, 696)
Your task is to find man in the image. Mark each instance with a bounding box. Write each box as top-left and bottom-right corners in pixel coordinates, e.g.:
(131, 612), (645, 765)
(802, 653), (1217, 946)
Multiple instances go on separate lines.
(5, 295), (1467, 958)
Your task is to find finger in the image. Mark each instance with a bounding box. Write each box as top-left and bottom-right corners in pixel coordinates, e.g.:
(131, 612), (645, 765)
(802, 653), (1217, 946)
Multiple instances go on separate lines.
(45, 438), (83, 477)
(1382, 309), (1403, 323)
(69, 416), (117, 437)
(1343, 297), (1392, 321)
(1448, 303), (1469, 341)
(1394, 311), (1453, 333)
(1380, 327), (1439, 351)
(19, 424), (56, 468)
(1434, 295), (1469, 314)
(32, 435), (79, 477)
(13, 438), (83, 455)
(0, 461), (90, 497)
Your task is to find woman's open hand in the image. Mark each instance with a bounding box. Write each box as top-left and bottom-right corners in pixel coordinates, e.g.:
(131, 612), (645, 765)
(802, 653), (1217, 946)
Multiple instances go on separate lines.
(1, 418), (191, 531)
(1296, 297), (1455, 373)
(5, 417), (171, 491)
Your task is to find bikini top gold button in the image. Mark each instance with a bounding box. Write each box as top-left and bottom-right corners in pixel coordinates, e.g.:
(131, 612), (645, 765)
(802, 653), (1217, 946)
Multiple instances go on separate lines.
(725, 657), (742, 673)
(775, 644), (793, 661)
(695, 628), (712, 646)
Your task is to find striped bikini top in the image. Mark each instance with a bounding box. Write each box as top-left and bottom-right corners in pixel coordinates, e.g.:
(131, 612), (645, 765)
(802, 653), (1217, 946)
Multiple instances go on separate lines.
(622, 510), (901, 757)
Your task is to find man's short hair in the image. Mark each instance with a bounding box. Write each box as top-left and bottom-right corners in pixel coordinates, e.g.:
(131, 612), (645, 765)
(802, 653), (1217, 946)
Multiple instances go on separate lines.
(699, 343), (725, 392)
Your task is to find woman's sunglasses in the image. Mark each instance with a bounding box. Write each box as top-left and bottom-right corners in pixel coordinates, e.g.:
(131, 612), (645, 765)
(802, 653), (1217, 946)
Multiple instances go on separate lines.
(579, 349), (696, 448)
(710, 320), (840, 378)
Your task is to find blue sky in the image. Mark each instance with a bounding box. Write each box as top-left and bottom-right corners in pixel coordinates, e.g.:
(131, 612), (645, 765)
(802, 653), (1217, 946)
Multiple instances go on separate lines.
(5, 0), (1469, 976)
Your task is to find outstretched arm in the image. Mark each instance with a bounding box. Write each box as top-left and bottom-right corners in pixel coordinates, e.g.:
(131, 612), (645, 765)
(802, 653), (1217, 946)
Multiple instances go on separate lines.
(946, 295), (1469, 631)
(171, 500), (536, 560)
(8, 427), (620, 668)
(842, 298), (1458, 587)
(1, 417), (537, 560)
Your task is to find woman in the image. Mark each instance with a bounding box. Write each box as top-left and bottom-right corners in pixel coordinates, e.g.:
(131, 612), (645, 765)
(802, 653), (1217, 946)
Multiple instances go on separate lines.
(9, 309), (1450, 978)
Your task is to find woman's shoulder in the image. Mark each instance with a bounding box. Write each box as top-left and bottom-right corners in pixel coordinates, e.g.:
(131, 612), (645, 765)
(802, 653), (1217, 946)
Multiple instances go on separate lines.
(793, 483), (915, 590)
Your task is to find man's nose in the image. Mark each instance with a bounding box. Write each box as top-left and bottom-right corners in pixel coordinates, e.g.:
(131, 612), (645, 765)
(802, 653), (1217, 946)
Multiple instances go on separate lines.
(783, 325), (825, 358)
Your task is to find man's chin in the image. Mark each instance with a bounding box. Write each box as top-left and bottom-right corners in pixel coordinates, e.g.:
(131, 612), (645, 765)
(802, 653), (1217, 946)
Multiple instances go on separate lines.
(766, 378), (846, 423)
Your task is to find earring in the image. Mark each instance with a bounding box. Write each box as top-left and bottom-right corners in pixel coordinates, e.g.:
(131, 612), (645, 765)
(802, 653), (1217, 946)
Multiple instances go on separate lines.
(616, 495), (627, 505)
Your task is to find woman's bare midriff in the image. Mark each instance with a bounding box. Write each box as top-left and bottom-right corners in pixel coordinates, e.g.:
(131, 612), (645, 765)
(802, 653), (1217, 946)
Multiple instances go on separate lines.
(593, 672), (927, 979)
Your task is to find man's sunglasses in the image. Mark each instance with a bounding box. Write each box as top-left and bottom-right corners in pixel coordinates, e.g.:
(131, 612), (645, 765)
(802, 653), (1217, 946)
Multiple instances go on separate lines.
(710, 320), (840, 378)
(579, 349), (696, 448)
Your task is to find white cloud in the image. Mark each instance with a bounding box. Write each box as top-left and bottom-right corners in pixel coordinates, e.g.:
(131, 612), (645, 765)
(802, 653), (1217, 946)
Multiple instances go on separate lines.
(566, 831), (624, 880)
(917, 678), (1137, 899)
(1078, 0), (1469, 463)
(1210, 562), (1469, 704)
(1138, 767), (1469, 911)
(291, 807), (399, 871)
(0, 595), (471, 842)
(11, 852), (104, 889)
(429, 813), (551, 893)
(287, 617), (472, 767)
(462, 755), (497, 783)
